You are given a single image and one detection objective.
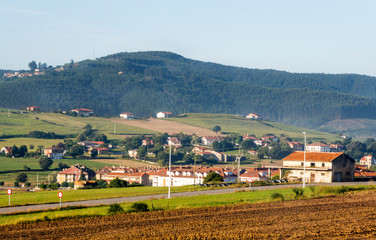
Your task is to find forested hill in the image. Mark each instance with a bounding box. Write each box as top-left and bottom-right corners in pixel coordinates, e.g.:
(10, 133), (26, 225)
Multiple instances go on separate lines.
(1, 51), (376, 128)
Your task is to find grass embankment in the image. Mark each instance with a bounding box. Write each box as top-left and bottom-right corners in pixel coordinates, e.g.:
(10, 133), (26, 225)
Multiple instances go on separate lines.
(0, 185), (373, 226)
(170, 113), (339, 142)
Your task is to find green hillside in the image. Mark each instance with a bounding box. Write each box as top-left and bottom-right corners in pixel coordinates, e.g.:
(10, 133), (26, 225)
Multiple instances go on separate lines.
(170, 113), (340, 142)
(0, 108), (156, 138)
(1, 51), (376, 129)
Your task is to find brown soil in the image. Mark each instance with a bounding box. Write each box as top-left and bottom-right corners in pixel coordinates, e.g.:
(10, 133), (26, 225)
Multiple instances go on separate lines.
(111, 118), (218, 136)
(93, 159), (157, 168)
(2, 190), (376, 239)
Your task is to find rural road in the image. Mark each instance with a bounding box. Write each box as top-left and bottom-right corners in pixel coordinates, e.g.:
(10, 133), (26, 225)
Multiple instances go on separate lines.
(0, 181), (374, 214)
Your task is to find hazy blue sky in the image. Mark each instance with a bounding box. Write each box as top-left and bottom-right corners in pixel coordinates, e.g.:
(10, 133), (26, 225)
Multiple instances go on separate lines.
(1, 1), (376, 76)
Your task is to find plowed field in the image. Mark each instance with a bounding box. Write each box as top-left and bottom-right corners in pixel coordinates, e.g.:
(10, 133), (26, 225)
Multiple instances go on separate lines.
(1, 191), (376, 239)
(111, 118), (218, 136)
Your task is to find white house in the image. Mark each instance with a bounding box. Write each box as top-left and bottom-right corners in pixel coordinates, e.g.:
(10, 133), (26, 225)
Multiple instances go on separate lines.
(246, 113), (262, 120)
(156, 112), (172, 118)
(282, 151), (354, 183)
(201, 136), (223, 146)
(306, 143), (330, 152)
(43, 146), (64, 159)
(71, 108), (94, 117)
(119, 112), (134, 119)
(359, 155), (376, 168)
(168, 137), (181, 146)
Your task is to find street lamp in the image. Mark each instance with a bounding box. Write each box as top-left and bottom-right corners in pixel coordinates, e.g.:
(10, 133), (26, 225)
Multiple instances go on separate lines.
(302, 132), (307, 188)
(168, 137), (172, 199)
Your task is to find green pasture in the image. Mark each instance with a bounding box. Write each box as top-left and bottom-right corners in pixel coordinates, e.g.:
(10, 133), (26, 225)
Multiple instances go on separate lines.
(0, 185), (373, 226)
(0, 109), (155, 140)
(170, 113), (339, 142)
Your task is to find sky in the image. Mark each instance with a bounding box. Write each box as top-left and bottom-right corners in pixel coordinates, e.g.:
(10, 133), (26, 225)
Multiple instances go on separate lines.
(1, 0), (376, 76)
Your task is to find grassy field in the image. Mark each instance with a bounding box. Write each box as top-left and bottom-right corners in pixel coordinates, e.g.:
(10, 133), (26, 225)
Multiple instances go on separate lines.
(0, 185), (207, 208)
(0, 109), (156, 139)
(169, 113), (340, 142)
(0, 185), (372, 226)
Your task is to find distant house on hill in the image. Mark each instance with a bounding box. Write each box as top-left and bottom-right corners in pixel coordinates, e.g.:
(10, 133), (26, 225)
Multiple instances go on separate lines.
(71, 108), (93, 117)
(201, 136), (223, 146)
(168, 137), (181, 146)
(157, 112), (172, 118)
(288, 142), (304, 151)
(43, 146), (64, 159)
(246, 113), (262, 120)
(119, 112), (134, 119)
(26, 106), (40, 112)
(0, 146), (12, 155)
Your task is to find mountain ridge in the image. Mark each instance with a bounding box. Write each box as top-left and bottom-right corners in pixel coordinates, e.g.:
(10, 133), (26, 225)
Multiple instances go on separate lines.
(1, 51), (376, 129)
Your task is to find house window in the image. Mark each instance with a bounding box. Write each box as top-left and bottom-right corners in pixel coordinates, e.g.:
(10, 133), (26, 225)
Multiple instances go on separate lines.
(301, 163), (304, 167)
(300, 172), (304, 175)
(321, 173), (325, 176)
(346, 172), (350, 176)
(311, 163), (315, 167)
(322, 163), (325, 167)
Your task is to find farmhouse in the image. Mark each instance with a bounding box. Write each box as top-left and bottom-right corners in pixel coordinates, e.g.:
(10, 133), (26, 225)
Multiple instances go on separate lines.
(119, 112), (134, 119)
(282, 151), (355, 183)
(78, 141), (105, 148)
(43, 146), (64, 159)
(71, 108), (94, 117)
(306, 142), (330, 152)
(156, 112), (172, 118)
(240, 168), (280, 182)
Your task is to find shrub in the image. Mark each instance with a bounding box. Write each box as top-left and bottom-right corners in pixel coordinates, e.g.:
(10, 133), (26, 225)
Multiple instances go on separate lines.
(97, 180), (108, 188)
(14, 182), (19, 187)
(23, 165), (31, 171)
(108, 203), (124, 215)
(130, 202), (149, 212)
(25, 182), (31, 187)
(15, 173), (28, 183)
(0, 181), (4, 186)
(292, 188), (304, 199)
(270, 192), (284, 201)
(61, 182), (69, 187)
(109, 178), (128, 188)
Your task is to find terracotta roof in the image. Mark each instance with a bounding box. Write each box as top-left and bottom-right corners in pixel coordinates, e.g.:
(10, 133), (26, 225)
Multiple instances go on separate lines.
(73, 108), (93, 112)
(307, 142), (330, 147)
(120, 112), (133, 115)
(58, 166), (87, 175)
(283, 151), (345, 162)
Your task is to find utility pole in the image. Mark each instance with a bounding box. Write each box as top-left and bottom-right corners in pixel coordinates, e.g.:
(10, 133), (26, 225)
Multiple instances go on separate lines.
(114, 123), (116, 135)
(168, 137), (172, 199)
(236, 147), (243, 182)
(193, 156), (196, 185)
(303, 132), (307, 188)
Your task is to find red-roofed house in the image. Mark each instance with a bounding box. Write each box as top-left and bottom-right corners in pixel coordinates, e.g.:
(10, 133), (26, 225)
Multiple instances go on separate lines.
(359, 155), (376, 168)
(26, 106), (40, 112)
(57, 166), (89, 183)
(306, 142), (330, 153)
(288, 142), (304, 151)
(354, 165), (376, 179)
(119, 112), (134, 119)
(246, 113), (262, 120)
(71, 108), (94, 117)
(282, 151), (354, 183)
(156, 112), (173, 118)
(168, 137), (181, 146)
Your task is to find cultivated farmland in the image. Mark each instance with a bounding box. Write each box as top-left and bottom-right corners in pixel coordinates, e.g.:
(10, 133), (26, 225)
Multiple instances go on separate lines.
(1, 190), (376, 239)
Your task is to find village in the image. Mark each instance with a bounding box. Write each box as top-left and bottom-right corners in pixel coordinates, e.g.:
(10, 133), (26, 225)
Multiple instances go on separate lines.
(2, 107), (376, 190)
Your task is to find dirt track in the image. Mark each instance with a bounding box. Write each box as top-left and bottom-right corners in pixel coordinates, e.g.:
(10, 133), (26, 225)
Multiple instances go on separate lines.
(111, 118), (218, 136)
